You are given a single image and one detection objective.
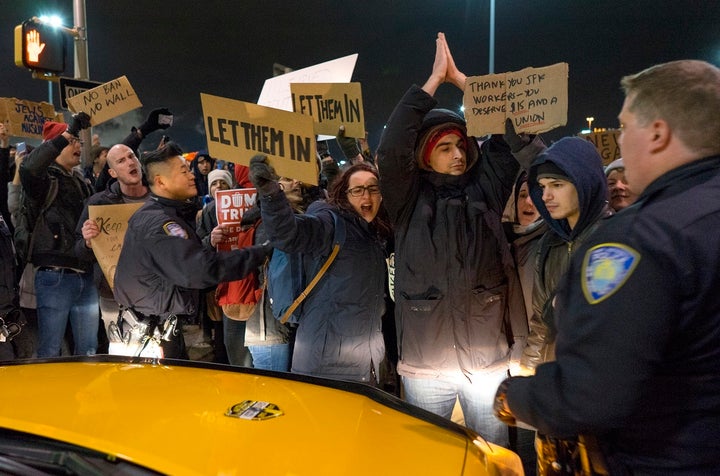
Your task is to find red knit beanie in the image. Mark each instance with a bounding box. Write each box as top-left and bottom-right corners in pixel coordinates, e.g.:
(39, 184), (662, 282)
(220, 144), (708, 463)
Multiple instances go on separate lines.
(422, 126), (467, 167)
(42, 121), (67, 141)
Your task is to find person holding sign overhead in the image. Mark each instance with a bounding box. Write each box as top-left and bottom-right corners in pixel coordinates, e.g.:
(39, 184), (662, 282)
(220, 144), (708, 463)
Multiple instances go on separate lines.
(375, 32), (544, 446)
(113, 142), (271, 359)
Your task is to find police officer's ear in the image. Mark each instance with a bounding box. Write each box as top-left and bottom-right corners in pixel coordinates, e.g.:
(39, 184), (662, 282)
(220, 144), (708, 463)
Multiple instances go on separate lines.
(649, 119), (671, 153)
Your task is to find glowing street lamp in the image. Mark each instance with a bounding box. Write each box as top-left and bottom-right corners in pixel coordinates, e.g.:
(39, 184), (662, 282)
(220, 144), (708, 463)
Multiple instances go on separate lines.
(586, 116), (595, 130)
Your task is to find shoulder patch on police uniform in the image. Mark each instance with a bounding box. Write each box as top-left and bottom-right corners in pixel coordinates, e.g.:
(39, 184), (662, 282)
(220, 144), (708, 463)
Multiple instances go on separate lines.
(163, 221), (188, 239)
(581, 243), (640, 304)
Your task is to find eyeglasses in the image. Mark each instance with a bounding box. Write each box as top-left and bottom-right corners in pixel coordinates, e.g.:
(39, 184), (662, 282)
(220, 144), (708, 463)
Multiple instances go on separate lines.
(346, 184), (380, 197)
(68, 137), (84, 146)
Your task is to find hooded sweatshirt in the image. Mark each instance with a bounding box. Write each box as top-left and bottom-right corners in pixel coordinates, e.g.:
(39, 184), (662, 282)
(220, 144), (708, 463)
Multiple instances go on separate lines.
(522, 137), (610, 369)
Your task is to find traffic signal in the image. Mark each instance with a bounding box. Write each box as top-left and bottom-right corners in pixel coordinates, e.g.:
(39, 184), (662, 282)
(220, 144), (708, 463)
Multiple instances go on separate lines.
(14, 19), (66, 74)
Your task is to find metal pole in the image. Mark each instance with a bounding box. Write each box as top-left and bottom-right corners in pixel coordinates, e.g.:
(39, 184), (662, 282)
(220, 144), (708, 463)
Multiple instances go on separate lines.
(489, 0), (495, 74)
(73, 0), (91, 166)
(48, 81), (53, 105)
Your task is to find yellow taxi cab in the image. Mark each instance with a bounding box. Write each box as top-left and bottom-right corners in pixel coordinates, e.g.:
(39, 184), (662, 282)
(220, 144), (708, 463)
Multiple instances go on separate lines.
(0, 356), (522, 475)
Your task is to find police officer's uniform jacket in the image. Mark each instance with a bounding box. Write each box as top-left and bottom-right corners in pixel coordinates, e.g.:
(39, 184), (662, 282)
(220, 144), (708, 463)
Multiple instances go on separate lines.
(505, 155), (720, 474)
(113, 194), (268, 320)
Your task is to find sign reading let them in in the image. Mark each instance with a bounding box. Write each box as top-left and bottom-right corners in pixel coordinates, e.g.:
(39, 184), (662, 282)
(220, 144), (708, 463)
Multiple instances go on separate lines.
(290, 82), (365, 138)
(201, 93), (318, 185)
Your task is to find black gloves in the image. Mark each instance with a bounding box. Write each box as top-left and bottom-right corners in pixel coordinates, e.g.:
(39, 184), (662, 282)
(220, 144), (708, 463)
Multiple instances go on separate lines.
(336, 125), (362, 160)
(249, 154), (280, 195)
(139, 108), (173, 137)
(66, 112), (91, 137)
(503, 118), (531, 153)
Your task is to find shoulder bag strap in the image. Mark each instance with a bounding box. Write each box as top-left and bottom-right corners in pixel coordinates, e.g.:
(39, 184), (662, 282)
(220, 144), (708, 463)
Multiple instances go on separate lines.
(279, 210), (345, 324)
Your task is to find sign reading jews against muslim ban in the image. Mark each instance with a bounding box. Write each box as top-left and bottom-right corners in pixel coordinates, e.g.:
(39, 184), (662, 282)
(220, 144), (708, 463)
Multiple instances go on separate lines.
(579, 129), (621, 166)
(66, 75), (142, 126)
(201, 92), (318, 185)
(463, 62), (569, 136)
(0, 98), (62, 139)
(88, 202), (144, 291)
(290, 83), (365, 138)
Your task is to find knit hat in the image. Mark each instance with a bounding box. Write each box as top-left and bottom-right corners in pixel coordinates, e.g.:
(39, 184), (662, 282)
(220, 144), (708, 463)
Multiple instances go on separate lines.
(415, 108), (478, 172)
(536, 161), (571, 182)
(604, 158), (624, 176)
(42, 121), (67, 141)
(419, 125), (467, 167)
(208, 168), (233, 189)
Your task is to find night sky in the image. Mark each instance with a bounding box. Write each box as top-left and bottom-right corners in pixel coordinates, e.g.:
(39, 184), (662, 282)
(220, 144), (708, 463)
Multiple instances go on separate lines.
(2, 0), (720, 154)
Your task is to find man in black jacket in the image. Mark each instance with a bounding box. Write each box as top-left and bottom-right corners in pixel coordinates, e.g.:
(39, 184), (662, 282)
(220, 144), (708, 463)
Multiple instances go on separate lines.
(19, 113), (97, 358)
(113, 142), (270, 358)
(376, 32), (541, 446)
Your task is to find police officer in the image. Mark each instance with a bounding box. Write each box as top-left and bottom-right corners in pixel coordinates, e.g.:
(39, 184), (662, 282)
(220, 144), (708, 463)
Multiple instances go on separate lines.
(113, 142), (270, 359)
(494, 60), (720, 474)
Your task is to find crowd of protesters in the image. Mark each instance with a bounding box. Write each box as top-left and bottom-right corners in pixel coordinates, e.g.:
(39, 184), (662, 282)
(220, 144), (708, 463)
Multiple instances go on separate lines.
(2, 31), (719, 475)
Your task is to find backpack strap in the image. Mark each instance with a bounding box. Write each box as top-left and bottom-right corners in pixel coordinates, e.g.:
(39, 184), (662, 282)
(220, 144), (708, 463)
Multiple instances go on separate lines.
(279, 210), (345, 324)
(26, 177), (59, 263)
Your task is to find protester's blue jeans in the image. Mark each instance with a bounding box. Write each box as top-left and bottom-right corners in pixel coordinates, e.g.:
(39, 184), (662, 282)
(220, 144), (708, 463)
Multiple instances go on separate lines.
(35, 269), (98, 358)
(248, 344), (291, 372)
(401, 367), (509, 447)
(223, 316), (253, 367)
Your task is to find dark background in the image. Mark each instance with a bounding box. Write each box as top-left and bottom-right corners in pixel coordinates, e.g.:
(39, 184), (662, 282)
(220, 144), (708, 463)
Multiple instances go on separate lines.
(2, 0), (719, 155)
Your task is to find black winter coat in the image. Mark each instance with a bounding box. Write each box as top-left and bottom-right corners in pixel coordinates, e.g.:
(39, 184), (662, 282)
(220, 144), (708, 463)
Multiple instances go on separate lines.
(19, 137), (93, 271)
(376, 85), (532, 381)
(259, 190), (386, 384)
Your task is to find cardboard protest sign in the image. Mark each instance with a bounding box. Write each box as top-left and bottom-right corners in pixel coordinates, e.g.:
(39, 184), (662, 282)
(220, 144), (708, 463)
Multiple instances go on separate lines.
(201, 93), (318, 185)
(290, 82), (365, 138)
(0, 98), (62, 139)
(258, 54), (358, 141)
(66, 75), (142, 126)
(579, 129), (621, 166)
(88, 202), (144, 290)
(215, 188), (258, 252)
(464, 62), (569, 136)
(257, 54), (358, 111)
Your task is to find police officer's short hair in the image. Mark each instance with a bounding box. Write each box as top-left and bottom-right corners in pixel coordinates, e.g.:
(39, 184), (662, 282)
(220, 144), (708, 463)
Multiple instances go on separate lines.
(142, 141), (184, 185)
(621, 60), (720, 157)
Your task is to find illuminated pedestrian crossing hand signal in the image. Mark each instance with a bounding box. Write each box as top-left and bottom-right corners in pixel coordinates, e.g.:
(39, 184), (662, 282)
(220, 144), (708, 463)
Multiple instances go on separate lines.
(14, 19), (66, 74)
(26, 29), (46, 62)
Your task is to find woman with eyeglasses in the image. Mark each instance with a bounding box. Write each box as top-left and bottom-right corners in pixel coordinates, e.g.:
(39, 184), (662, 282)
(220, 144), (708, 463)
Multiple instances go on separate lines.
(249, 155), (392, 385)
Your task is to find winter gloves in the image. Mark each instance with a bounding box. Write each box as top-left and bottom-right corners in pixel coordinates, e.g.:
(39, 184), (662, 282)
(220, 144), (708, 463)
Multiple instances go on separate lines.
(139, 108), (173, 137)
(248, 154), (280, 196)
(66, 112), (92, 137)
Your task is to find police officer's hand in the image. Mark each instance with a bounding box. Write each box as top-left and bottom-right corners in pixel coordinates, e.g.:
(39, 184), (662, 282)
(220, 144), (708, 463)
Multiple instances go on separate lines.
(139, 108), (173, 137)
(210, 224), (230, 247)
(67, 112), (92, 137)
(249, 154), (280, 195)
(493, 379), (517, 426)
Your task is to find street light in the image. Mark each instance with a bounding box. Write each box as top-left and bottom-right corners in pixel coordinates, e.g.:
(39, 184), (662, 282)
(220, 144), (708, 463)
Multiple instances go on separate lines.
(489, 0), (495, 74)
(586, 117), (595, 130)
